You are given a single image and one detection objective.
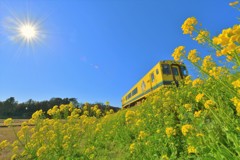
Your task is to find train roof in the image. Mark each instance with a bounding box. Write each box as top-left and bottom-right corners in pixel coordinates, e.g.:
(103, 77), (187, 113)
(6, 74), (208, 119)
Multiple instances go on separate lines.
(159, 60), (185, 65)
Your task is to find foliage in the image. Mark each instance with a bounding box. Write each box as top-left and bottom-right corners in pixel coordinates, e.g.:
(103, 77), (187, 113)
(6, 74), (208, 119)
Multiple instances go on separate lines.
(0, 98), (118, 119)
(1, 2), (240, 160)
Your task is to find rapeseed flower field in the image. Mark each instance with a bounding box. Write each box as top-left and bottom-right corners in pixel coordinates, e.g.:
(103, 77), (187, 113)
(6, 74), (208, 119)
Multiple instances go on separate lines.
(1, 2), (240, 160)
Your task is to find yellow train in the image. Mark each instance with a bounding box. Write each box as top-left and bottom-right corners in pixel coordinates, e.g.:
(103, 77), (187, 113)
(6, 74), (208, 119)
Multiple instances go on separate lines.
(122, 60), (188, 108)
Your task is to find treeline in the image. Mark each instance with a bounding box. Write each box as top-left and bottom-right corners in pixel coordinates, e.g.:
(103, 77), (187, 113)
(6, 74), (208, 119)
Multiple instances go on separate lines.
(0, 97), (120, 119)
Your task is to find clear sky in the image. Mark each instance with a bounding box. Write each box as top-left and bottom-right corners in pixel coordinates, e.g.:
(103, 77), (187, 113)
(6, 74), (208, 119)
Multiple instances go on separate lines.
(0, 0), (238, 107)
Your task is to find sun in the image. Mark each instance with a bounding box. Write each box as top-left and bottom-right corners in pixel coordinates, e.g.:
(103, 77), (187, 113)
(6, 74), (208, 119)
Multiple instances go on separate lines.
(16, 20), (41, 45)
(19, 23), (38, 41)
(3, 16), (44, 47)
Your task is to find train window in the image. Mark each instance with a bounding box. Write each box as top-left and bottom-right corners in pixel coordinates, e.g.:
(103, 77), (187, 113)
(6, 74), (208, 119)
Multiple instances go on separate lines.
(162, 64), (171, 74)
(172, 67), (179, 76)
(141, 81), (146, 91)
(156, 69), (159, 75)
(151, 73), (155, 82)
(127, 93), (131, 99)
(180, 66), (188, 76)
(132, 88), (138, 96)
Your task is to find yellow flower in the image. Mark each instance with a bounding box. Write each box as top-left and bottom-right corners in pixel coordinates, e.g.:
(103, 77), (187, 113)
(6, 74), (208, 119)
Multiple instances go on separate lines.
(161, 155), (169, 160)
(96, 109), (102, 117)
(232, 79), (240, 88)
(181, 17), (198, 35)
(11, 154), (17, 160)
(192, 78), (204, 87)
(235, 102), (240, 116)
(37, 146), (46, 157)
(4, 118), (13, 126)
(129, 143), (135, 153)
(194, 110), (202, 118)
(196, 93), (204, 102)
(196, 133), (204, 137)
(188, 146), (197, 154)
(125, 110), (135, 124)
(83, 105), (88, 111)
(83, 110), (89, 116)
(138, 131), (148, 140)
(165, 127), (176, 137)
(187, 49), (200, 63)
(201, 55), (216, 71)
(172, 46), (185, 61)
(184, 75), (192, 85)
(32, 110), (43, 119)
(212, 25), (240, 61)
(135, 119), (143, 126)
(60, 104), (68, 112)
(184, 104), (192, 111)
(204, 100), (215, 109)
(0, 140), (10, 150)
(229, 1), (239, 6)
(209, 67), (228, 79)
(194, 30), (209, 44)
(109, 109), (114, 114)
(181, 124), (193, 136)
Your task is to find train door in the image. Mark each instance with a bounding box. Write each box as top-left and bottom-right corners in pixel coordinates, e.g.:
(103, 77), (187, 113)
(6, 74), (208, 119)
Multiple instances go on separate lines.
(149, 72), (155, 91)
(171, 64), (182, 86)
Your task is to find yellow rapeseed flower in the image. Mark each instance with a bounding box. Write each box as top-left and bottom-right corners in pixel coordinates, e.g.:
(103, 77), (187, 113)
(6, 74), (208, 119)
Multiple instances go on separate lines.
(196, 93), (204, 102)
(129, 143), (135, 154)
(196, 133), (204, 137)
(204, 100), (215, 109)
(188, 146), (197, 154)
(188, 49), (200, 63)
(0, 140), (10, 150)
(229, 1), (239, 6)
(192, 78), (204, 87)
(184, 104), (192, 111)
(125, 110), (135, 124)
(212, 25), (240, 61)
(109, 109), (114, 114)
(36, 146), (46, 157)
(184, 75), (192, 85)
(11, 154), (17, 160)
(232, 98), (240, 116)
(181, 17), (198, 35)
(172, 46), (185, 61)
(194, 110), (202, 118)
(209, 67), (228, 79)
(201, 55), (216, 72)
(161, 155), (169, 160)
(3, 118), (13, 126)
(194, 30), (209, 44)
(232, 79), (240, 88)
(60, 104), (68, 112)
(165, 127), (176, 137)
(138, 131), (148, 140)
(181, 124), (193, 136)
(32, 110), (43, 119)
(96, 109), (102, 117)
(83, 110), (89, 116)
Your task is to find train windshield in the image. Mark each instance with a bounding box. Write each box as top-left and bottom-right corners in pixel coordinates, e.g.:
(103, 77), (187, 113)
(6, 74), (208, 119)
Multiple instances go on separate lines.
(180, 66), (188, 76)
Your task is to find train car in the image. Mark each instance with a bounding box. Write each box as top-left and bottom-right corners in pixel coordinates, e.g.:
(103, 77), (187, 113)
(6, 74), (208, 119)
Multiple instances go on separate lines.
(122, 60), (188, 108)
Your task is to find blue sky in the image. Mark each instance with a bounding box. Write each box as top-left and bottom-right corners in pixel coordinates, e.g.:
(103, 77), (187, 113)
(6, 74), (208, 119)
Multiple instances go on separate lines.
(0, 0), (238, 107)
